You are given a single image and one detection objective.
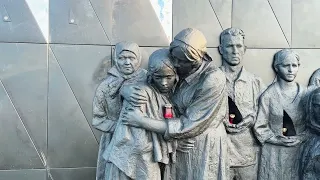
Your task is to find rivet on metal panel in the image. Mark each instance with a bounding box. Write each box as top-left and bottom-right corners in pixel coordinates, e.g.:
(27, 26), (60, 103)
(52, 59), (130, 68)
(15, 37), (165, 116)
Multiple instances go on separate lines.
(2, 5), (11, 22)
(69, 9), (77, 25)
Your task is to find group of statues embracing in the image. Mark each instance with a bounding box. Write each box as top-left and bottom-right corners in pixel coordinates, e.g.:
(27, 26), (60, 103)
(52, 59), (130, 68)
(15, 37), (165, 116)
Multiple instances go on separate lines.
(91, 27), (320, 180)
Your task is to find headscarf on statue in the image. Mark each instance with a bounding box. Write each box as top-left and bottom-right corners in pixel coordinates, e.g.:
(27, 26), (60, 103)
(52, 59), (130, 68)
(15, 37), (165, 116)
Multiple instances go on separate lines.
(107, 41), (146, 98)
(169, 28), (213, 62)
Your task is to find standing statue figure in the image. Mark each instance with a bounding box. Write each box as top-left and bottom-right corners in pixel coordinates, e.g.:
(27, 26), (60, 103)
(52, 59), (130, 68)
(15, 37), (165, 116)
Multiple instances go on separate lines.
(254, 49), (308, 180)
(308, 68), (320, 87)
(121, 28), (229, 180)
(299, 87), (320, 180)
(103, 49), (178, 180)
(92, 42), (146, 180)
(218, 28), (264, 180)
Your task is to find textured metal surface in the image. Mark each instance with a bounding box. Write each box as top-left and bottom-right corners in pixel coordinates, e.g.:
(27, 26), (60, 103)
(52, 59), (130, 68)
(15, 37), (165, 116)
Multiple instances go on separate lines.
(50, 168), (96, 180)
(0, 81), (44, 169)
(0, 43), (47, 159)
(294, 49), (320, 86)
(207, 48), (222, 67)
(1, 0), (320, 179)
(292, 0), (320, 48)
(209, 0), (232, 29)
(50, 44), (112, 141)
(232, 0), (289, 48)
(0, 0), (46, 43)
(49, 0), (110, 45)
(48, 49), (98, 168)
(241, 49), (279, 85)
(268, 0), (291, 45)
(173, 0), (223, 47)
(108, 0), (169, 46)
(0, 169), (46, 180)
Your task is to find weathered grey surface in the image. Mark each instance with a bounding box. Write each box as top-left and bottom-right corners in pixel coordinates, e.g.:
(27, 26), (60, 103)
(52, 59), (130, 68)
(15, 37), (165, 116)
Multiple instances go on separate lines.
(300, 87), (320, 179)
(0, 169), (46, 180)
(48, 49), (99, 168)
(254, 49), (308, 180)
(232, 0), (289, 48)
(173, 0), (223, 47)
(50, 44), (112, 141)
(92, 42), (147, 180)
(105, 49), (177, 180)
(50, 168), (96, 180)
(5, 0), (320, 179)
(0, 0), (46, 43)
(49, 0), (110, 44)
(292, 0), (320, 48)
(219, 28), (264, 180)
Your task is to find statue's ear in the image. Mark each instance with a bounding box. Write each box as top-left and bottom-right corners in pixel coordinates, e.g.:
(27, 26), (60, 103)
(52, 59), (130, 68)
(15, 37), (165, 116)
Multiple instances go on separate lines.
(218, 45), (223, 55)
(274, 65), (279, 73)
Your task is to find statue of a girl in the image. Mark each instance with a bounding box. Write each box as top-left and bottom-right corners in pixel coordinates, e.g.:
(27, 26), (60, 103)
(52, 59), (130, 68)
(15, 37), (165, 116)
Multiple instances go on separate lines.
(254, 49), (308, 180)
(104, 49), (178, 180)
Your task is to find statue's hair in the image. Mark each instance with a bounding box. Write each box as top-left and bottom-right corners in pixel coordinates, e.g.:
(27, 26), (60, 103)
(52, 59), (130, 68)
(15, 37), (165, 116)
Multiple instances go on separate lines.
(220, 28), (245, 45)
(309, 68), (320, 86)
(272, 49), (300, 73)
(147, 49), (177, 85)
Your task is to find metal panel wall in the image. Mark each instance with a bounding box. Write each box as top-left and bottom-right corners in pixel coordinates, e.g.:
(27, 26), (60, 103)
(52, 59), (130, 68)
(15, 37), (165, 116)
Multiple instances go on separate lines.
(0, 0), (319, 179)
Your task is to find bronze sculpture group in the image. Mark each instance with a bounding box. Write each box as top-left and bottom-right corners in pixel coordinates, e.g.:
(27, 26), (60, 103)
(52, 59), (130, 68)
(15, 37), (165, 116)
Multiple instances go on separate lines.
(92, 28), (320, 180)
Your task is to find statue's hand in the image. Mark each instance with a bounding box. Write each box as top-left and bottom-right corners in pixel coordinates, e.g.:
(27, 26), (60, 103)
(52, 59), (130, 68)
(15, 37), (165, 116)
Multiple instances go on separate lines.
(121, 108), (144, 128)
(121, 86), (147, 107)
(267, 135), (301, 147)
(225, 123), (244, 133)
(280, 136), (301, 147)
(235, 115), (254, 129)
(177, 138), (196, 152)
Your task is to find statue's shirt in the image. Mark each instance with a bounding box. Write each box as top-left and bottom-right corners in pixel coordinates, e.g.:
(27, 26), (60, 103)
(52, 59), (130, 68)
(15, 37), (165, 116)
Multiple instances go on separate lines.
(221, 66), (264, 167)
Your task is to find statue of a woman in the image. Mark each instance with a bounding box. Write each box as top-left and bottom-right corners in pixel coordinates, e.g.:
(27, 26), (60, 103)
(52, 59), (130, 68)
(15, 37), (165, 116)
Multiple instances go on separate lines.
(104, 49), (178, 180)
(121, 28), (229, 179)
(299, 87), (320, 180)
(254, 49), (308, 180)
(92, 42), (146, 180)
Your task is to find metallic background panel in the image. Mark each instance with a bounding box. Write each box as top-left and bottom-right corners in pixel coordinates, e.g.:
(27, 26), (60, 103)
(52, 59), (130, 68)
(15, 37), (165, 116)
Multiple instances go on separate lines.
(0, 0), (320, 179)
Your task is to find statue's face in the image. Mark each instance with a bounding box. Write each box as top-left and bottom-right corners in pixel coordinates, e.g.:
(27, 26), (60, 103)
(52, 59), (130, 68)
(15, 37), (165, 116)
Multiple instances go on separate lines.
(275, 57), (299, 82)
(116, 51), (139, 75)
(313, 93), (320, 123)
(220, 35), (245, 66)
(171, 47), (195, 76)
(151, 64), (176, 93)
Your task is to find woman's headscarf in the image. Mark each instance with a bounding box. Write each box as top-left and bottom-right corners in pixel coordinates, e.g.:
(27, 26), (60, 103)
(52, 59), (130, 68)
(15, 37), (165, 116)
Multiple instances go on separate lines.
(108, 41), (144, 97)
(306, 87), (320, 134)
(169, 28), (212, 62)
(147, 48), (178, 85)
(114, 41), (142, 76)
(309, 68), (320, 87)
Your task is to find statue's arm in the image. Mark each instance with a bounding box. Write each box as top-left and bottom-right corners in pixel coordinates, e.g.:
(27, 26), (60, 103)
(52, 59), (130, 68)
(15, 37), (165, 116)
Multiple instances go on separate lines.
(92, 86), (116, 132)
(165, 71), (227, 139)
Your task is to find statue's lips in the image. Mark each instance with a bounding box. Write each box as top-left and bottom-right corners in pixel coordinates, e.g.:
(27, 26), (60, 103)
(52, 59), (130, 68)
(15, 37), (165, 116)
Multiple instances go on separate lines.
(159, 87), (169, 92)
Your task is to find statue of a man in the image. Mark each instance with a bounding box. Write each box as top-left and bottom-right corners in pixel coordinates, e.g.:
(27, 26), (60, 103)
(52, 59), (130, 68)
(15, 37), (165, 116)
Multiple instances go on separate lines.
(218, 28), (264, 180)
